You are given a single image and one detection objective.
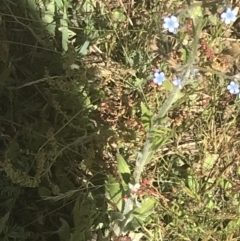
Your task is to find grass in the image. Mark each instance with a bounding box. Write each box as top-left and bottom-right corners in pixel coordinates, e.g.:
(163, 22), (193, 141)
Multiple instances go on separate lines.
(1, 0), (240, 240)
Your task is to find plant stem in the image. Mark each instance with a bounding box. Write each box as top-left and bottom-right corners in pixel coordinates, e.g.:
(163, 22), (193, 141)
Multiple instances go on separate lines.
(133, 18), (203, 183)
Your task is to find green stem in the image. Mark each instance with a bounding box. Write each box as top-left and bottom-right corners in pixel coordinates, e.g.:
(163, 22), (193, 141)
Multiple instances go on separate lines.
(133, 19), (203, 183)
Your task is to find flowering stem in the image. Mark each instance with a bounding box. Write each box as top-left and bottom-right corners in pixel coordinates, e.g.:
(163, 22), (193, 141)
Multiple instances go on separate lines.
(133, 18), (203, 183)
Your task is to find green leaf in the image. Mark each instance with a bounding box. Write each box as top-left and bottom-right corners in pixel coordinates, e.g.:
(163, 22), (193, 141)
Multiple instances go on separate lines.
(182, 185), (199, 200)
(186, 5), (203, 26)
(123, 198), (134, 215)
(38, 187), (52, 198)
(82, 0), (94, 12)
(117, 153), (131, 186)
(225, 218), (240, 233)
(188, 175), (199, 194)
(57, 218), (71, 241)
(151, 127), (171, 152)
(54, 0), (63, 8)
(79, 40), (90, 55)
(187, 5), (203, 19)
(61, 2), (69, 52)
(203, 153), (218, 170)
(206, 199), (216, 209)
(208, 15), (218, 25)
(140, 102), (152, 130)
(181, 47), (188, 63)
(140, 102), (150, 116)
(133, 197), (156, 221)
(134, 78), (144, 87)
(162, 79), (173, 91)
(173, 89), (184, 103)
(151, 135), (169, 151)
(112, 8), (126, 22)
(109, 211), (125, 222)
(124, 217), (142, 232)
(106, 175), (123, 212)
(42, 1), (56, 35)
(218, 177), (232, 190)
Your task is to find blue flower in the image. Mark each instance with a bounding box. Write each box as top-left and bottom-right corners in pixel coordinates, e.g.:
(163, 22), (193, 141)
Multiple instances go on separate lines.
(153, 70), (166, 85)
(173, 76), (182, 89)
(221, 8), (238, 24)
(227, 81), (239, 94)
(163, 16), (179, 34)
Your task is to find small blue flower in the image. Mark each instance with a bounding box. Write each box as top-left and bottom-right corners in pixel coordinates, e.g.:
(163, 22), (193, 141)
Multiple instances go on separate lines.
(173, 76), (182, 89)
(163, 16), (179, 34)
(153, 70), (166, 85)
(221, 8), (238, 24)
(227, 81), (239, 94)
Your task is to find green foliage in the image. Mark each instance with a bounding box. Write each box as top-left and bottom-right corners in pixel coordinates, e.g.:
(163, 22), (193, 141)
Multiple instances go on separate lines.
(106, 175), (123, 212)
(140, 102), (152, 130)
(116, 153), (131, 187)
(106, 172), (156, 237)
(1, 0), (240, 241)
